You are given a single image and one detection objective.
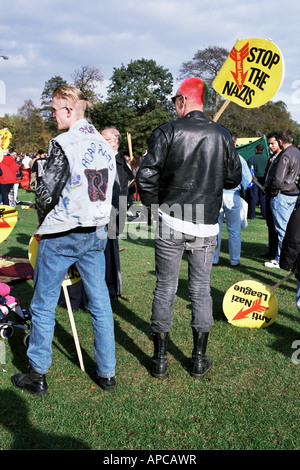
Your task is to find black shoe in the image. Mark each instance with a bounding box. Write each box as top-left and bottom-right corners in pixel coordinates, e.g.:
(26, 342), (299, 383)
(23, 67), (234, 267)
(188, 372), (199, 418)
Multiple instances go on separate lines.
(191, 355), (213, 378)
(95, 375), (116, 391)
(11, 368), (48, 395)
(191, 331), (213, 378)
(151, 331), (168, 379)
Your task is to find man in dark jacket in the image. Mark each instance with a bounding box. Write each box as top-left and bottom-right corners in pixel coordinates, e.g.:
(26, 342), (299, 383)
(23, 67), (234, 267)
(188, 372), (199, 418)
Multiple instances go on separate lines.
(265, 129), (300, 268)
(280, 181), (300, 317)
(136, 77), (242, 380)
(260, 131), (281, 259)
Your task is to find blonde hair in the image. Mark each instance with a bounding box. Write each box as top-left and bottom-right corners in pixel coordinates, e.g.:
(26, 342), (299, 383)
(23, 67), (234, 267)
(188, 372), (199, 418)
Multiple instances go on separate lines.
(52, 86), (88, 110)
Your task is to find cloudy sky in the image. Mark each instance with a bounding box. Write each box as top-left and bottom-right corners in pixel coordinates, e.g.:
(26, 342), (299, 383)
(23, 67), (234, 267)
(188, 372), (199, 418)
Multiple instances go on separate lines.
(1, 0), (300, 126)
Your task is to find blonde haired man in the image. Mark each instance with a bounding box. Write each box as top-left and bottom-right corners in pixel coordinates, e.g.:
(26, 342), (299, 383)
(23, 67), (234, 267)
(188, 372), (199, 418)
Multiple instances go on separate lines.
(12, 86), (117, 394)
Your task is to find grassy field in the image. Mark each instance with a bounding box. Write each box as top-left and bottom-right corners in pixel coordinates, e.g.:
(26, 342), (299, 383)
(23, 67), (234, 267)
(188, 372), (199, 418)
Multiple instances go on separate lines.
(0, 188), (299, 451)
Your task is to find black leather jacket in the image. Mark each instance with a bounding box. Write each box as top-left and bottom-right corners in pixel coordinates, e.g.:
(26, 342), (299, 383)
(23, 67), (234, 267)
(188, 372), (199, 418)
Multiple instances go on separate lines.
(265, 145), (300, 197)
(35, 140), (70, 223)
(136, 111), (242, 226)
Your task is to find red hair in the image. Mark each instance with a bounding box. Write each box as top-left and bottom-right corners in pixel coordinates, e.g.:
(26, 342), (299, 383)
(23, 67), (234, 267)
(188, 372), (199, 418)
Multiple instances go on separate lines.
(178, 77), (209, 107)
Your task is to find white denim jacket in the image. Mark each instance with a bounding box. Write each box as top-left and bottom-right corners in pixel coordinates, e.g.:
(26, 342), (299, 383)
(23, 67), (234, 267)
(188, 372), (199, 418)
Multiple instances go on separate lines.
(37, 119), (116, 235)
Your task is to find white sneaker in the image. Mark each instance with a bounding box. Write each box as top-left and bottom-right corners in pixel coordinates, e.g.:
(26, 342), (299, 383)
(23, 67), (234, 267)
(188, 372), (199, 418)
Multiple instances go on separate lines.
(264, 259), (280, 268)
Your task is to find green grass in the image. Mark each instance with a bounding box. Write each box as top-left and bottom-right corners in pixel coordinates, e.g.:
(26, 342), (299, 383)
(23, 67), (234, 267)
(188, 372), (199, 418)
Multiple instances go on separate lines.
(0, 189), (299, 450)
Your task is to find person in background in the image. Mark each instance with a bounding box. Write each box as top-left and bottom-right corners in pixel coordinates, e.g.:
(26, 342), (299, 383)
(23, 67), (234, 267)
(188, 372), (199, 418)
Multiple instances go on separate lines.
(213, 132), (252, 267)
(265, 129), (300, 268)
(260, 132), (281, 259)
(280, 177), (300, 320)
(246, 144), (268, 219)
(137, 77), (241, 380)
(20, 153), (32, 189)
(0, 150), (19, 206)
(30, 149), (48, 187)
(101, 127), (133, 297)
(10, 150), (22, 207)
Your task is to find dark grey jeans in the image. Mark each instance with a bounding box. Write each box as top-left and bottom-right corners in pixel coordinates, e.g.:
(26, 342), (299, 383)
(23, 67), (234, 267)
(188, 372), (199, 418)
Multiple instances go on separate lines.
(151, 218), (217, 333)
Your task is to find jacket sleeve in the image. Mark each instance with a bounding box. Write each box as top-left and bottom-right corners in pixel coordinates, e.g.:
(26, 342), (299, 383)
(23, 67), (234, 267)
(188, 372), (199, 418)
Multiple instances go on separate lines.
(35, 140), (70, 223)
(280, 202), (300, 276)
(223, 136), (242, 190)
(270, 154), (289, 197)
(136, 127), (167, 211)
(240, 155), (252, 191)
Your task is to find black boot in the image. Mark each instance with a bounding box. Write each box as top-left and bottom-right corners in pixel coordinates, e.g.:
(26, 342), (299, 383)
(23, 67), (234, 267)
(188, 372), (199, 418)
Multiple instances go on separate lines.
(151, 331), (168, 379)
(191, 330), (213, 378)
(11, 368), (48, 395)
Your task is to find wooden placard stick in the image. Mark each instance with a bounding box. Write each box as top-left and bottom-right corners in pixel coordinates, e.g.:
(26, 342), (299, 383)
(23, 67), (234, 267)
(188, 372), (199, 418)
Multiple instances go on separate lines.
(270, 271), (294, 292)
(213, 99), (230, 122)
(63, 284), (85, 371)
(253, 179), (265, 191)
(127, 132), (133, 161)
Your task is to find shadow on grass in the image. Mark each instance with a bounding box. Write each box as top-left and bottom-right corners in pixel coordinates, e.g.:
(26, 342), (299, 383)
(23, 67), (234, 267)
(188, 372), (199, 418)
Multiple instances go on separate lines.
(111, 296), (192, 374)
(0, 243), (30, 259)
(0, 389), (90, 450)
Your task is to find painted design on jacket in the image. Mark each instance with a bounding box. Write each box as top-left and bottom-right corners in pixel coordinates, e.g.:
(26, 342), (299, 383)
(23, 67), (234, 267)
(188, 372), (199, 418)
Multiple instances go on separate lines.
(84, 168), (108, 202)
(69, 172), (82, 188)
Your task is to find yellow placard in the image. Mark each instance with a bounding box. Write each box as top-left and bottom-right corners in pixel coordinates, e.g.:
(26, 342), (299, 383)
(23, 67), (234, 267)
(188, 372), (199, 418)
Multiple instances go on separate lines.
(0, 205), (18, 243)
(0, 128), (12, 151)
(213, 38), (284, 108)
(223, 279), (278, 328)
(28, 232), (81, 286)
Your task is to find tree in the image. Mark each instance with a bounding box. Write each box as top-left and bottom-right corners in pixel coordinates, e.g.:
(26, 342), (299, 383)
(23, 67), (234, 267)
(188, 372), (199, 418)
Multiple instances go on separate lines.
(216, 100), (298, 137)
(71, 65), (103, 106)
(16, 100), (49, 152)
(91, 58), (175, 153)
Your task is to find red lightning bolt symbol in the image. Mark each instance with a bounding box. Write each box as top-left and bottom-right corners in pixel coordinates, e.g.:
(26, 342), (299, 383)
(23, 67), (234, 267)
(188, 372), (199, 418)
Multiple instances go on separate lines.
(232, 298), (269, 321)
(230, 42), (249, 90)
(0, 218), (11, 229)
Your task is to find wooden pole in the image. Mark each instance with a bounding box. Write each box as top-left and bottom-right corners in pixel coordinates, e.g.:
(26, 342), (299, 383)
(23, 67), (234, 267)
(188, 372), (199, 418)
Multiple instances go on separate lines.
(270, 272), (294, 292)
(63, 284), (85, 371)
(127, 132), (133, 161)
(213, 99), (230, 122)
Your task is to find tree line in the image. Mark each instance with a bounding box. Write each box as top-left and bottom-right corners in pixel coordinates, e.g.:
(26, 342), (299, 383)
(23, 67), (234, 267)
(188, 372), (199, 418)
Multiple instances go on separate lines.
(1, 47), (299, 155)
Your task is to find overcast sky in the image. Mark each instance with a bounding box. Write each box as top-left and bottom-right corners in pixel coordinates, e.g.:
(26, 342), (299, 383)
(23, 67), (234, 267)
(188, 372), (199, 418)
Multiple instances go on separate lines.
(1, 0), (300, 128)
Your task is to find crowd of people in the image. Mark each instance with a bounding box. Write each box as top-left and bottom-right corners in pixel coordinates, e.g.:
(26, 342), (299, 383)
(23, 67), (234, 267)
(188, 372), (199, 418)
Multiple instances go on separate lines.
(0, 148), (49, 207)
(3, 80), (298, 396)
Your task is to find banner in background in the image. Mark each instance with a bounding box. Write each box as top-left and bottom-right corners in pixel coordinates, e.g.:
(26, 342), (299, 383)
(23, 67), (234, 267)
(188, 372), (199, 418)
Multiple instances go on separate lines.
(237, 135), (269, 163)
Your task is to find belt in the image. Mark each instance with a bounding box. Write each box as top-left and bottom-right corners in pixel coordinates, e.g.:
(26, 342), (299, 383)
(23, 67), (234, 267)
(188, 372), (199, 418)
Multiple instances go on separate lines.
(280, 191), (299, 196)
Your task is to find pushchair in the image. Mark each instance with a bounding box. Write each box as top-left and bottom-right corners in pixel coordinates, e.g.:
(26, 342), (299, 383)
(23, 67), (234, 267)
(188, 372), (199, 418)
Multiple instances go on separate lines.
(0, 282), (31, 347)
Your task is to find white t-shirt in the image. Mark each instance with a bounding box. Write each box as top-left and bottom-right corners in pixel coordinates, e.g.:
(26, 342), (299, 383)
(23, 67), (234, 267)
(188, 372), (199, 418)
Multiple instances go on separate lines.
(158, 208), (219, 238)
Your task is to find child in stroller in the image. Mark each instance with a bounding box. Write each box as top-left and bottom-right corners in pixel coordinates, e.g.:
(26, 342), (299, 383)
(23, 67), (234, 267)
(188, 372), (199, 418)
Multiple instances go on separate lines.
(0, 282), (31, 346)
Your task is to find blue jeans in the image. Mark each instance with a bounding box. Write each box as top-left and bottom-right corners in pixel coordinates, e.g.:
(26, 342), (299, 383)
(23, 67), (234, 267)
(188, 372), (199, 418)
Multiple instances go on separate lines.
(213, 190), (241, 266)
(28, 226), (116, 378)
(151, 218), (217, 333)
(297, 281), (300, 313)
(270, 194), (298, 262)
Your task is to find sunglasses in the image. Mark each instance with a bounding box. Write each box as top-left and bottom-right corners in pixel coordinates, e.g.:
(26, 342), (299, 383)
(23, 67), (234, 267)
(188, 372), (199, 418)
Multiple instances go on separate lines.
(171, 94), (183, 104)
